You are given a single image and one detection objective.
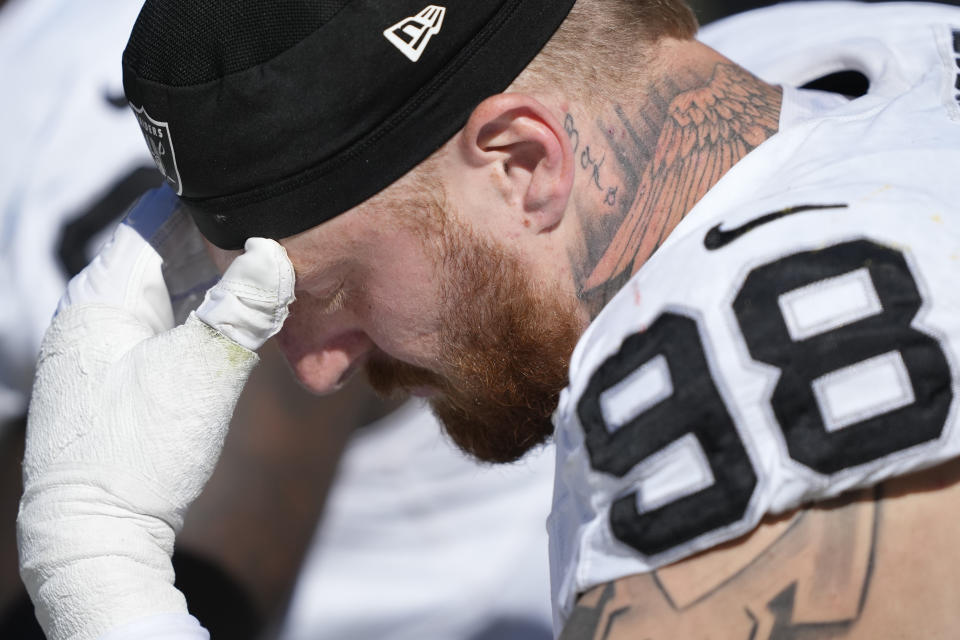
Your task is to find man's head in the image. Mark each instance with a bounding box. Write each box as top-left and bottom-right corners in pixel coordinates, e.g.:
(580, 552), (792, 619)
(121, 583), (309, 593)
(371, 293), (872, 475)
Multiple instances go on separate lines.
(122, 0), (696, 248)
(125, 0), (698, 461)
(122, 0), (581, 248)
(361, 158), (584, 462)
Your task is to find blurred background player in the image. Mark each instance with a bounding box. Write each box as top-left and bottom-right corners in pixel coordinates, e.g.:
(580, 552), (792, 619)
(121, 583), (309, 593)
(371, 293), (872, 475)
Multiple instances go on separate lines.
(0, 1), (166, 631)
(0, 0), (555, 638)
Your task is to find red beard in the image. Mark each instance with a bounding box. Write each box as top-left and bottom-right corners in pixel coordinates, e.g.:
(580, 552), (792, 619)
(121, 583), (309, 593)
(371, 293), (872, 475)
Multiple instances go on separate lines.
(366, 216), (581, 463)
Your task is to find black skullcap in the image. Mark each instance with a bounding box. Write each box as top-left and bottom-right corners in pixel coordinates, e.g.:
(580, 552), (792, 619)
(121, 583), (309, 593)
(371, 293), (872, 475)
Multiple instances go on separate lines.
(122, 0), (577, 249)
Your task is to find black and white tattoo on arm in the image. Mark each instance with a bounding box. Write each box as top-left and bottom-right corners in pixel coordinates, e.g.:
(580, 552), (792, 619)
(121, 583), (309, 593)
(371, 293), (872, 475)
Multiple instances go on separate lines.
(559, 489), (880, 640)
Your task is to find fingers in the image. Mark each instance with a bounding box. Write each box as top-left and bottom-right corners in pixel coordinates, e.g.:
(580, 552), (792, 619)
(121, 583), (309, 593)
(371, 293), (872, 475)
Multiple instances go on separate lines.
(195, 237), (296, 352)
(57, 184), (296, 351)
(59, 222), (174, 335)
(58, 186), (184, 334)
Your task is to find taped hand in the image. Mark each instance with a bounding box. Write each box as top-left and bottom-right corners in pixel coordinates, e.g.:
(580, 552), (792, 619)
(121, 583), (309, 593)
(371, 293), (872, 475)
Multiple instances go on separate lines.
(17, 186), (295, 640)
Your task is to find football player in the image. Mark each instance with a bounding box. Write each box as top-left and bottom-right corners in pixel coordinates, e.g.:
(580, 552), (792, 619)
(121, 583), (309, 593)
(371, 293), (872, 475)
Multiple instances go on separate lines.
(1, 2), (555, 639)
(17, 0), (960, 639)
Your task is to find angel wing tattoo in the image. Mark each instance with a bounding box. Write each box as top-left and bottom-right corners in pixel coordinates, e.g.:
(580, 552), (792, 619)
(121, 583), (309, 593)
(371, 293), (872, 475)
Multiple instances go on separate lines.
(582, 64), (781, 294)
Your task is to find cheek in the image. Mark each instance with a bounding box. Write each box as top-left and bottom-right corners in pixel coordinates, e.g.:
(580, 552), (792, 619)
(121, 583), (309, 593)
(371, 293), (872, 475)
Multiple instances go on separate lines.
(359, 262), (445, 361)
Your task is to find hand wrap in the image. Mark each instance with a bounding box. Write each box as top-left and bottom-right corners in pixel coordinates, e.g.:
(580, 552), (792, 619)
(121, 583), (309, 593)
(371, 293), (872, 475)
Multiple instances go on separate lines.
(17, 186), (295, 640)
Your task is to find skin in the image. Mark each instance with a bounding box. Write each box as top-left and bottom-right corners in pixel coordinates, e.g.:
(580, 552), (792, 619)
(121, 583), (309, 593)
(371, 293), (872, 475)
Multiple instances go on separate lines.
(562, 460), (960, 640)
(210, 35), (960, 639)
(274, 199), (454, 394)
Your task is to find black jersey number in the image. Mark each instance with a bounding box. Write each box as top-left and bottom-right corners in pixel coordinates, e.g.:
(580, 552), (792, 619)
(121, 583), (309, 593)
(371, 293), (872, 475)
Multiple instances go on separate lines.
(578, 313), (757, 556)
(735, 240), (952, 474)
(578, 239), (952, 557)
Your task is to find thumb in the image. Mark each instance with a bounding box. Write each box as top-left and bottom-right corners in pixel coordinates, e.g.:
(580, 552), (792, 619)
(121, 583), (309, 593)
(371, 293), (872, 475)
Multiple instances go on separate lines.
(195, 237), (295, 351)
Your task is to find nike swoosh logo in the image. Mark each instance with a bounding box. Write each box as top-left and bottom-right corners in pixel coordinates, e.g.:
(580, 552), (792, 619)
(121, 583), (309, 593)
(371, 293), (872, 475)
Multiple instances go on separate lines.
(703, 203), (849, 250)
(103, 89), (128, 110)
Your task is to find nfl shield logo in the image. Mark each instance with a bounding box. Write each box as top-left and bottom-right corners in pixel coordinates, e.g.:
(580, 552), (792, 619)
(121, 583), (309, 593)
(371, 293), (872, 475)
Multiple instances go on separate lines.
(130, 104), (183, 195)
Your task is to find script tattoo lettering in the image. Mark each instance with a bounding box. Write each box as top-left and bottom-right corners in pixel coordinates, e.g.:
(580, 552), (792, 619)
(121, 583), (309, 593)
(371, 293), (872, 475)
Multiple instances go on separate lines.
(580, 145), (604, 189)
(565, 113), (581, 155)
(604, 185), (618, 207)
(571, 63), (781, 316)
(566, 114), (619, 208)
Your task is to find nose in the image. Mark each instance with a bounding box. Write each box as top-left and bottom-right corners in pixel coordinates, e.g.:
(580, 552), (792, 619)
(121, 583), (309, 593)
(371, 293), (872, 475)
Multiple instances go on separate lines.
(274, 297), (374, 395)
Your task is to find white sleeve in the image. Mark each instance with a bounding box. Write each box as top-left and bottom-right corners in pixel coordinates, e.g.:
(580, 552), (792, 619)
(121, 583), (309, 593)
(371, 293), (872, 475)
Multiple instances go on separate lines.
(98, 614), (209, 640)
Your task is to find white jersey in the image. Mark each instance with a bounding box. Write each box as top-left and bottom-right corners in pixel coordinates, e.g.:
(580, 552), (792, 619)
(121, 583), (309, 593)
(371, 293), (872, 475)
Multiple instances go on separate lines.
(280, 400), (555, 640)
(548, 1), (960, 629)
(0, 0), (158, 428)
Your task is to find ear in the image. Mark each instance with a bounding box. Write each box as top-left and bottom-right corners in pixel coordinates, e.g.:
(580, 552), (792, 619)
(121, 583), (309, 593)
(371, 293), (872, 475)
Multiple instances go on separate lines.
(458, 93), (574, 233)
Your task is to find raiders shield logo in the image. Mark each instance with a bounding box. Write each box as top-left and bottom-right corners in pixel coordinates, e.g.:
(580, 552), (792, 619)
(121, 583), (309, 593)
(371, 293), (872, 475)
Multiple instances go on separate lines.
(130, 104), (183, 195)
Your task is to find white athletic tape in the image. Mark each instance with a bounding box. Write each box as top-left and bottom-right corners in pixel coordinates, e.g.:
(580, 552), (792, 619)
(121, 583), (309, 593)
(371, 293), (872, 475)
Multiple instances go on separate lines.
(196, 237), (295, 352)
(60, 221), (174, 334)
(18, 192), (295, 640)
